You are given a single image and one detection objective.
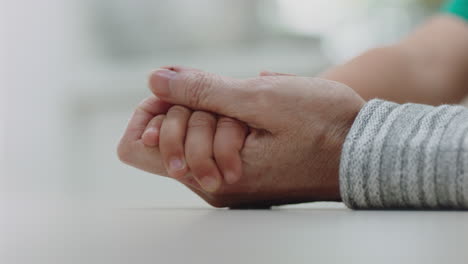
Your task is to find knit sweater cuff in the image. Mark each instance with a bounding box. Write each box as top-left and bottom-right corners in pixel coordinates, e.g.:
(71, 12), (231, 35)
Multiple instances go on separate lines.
(339, 99), (468, 209)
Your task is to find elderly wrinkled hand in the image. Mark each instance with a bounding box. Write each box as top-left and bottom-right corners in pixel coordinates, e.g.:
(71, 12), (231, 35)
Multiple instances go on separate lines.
(117, 66), (365, 207)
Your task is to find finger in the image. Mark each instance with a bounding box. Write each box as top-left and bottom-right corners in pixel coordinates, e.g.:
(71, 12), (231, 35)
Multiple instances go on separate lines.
(181, 172), (203, 190)
(142, 115), (165, 147)
(117, 96), (172, 165)
(184, 184), (227, 208)
(159, 65), (201, 72)
(259, 70), (296, 76)
(148, 67), (254, 122)
(213, 117), (247, 184)
(121, 95), (172, 141)
(159, 105), (191, 180)
(185, 111), (222, 193)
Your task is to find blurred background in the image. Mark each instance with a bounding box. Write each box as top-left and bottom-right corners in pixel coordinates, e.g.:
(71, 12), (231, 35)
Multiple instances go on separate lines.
(1, 0), (443, 208)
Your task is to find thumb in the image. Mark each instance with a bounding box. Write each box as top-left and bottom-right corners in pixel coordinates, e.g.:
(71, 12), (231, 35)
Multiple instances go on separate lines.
(259, 70), (296, 77)
(149, 67), (254, 122)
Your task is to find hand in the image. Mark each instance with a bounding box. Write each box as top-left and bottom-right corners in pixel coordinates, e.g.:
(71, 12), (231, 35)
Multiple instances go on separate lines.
(118, 66), (365, 207)
(138, 70), (292, 192)
(116, 94), (247, 193)
(140, 104), (247, 192)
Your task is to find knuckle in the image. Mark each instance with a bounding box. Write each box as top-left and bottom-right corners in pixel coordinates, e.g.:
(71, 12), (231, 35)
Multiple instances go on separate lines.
(184, 72), (214, 108)
(156, 114), (166, 123)
(185, 148), (208, 168)
(185, 143), (207, 163)
(214, 145), (235, 163)
(167, 105), (190, 117)
(216, 117), (240, 129)
(163, 136), (182, 151)
(161, 134), (182, 154)
(149, 114), (165, 126)
(160, 137), (183, 157)
(188, 111), (216, 129)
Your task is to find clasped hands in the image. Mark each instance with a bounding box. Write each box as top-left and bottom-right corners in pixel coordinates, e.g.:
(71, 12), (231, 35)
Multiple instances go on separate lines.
(117, 66), (365, 208)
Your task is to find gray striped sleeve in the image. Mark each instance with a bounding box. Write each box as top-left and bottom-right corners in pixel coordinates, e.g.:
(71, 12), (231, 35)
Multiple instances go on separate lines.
(340, 99), (468, 209)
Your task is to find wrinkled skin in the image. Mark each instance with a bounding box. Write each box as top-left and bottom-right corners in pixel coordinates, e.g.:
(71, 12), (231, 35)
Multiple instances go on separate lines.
(117, 67), (365, 208)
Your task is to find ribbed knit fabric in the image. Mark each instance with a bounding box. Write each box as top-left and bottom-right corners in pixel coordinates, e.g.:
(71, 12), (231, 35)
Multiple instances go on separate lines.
(340, 99), (468, 209)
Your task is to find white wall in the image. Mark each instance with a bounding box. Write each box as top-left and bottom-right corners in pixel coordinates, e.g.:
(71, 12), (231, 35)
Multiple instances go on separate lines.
(2, 0), (424, 208)
(1, 0), (6, 188)
(0, 0), (324, 208)
(3, 0), (75, 199)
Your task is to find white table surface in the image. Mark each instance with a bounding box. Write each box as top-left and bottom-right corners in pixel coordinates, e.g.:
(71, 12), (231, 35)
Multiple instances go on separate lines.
(3, 201), (468, 264)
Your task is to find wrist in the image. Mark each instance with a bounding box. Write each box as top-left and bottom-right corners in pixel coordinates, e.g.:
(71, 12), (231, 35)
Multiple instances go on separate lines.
(318, 93), (365, 201)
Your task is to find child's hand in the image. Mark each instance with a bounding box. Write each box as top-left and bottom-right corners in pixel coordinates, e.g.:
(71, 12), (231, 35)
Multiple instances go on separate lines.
(141, 105), (247, 192)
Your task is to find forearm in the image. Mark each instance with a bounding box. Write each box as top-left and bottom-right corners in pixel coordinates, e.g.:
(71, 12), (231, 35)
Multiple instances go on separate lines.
(320, 15), (468, 105)
(340, 99), (468, 209)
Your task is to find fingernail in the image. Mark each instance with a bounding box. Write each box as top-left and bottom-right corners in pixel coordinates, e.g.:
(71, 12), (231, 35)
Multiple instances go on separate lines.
(260, 70), (275, 76)
(150, 69), (177, 97)
(200, 176), (219, 192)
(224, 171), (238, 184)
(169, 158), (185, 171)
(154, 69), (177, 80)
